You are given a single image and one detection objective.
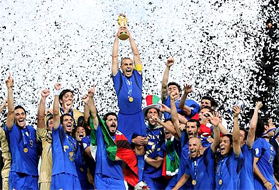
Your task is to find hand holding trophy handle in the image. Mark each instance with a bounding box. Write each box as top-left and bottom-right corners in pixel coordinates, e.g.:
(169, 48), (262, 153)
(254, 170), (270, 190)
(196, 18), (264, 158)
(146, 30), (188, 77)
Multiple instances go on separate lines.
(117, 14), (129, 40)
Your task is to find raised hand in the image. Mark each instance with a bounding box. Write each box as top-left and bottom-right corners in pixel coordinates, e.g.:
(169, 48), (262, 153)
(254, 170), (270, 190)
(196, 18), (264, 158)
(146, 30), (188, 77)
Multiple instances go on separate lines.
(255, 101), (263, 110)
(233, 105), (241, 118)
(41, 89), (50, 98)
(6, 73), (14, 89)
(54, 83), (61, 91)
(166, 57), (174, 67)
(160, 104), (170, 113)
(183, 84), (193, 94)
(88, 84), (95, 97)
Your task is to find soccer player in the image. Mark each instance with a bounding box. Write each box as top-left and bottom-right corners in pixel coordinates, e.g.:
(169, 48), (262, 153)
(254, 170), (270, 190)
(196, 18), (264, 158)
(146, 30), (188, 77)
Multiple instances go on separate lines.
(172, 115), (220, 190)
(215, 105), (243, 190)
(58, 88), (83, 126)
(111, 27), (145, 142)
(51, 83), (81, 190)
(253, 117), (279, 190)
(238, 101), (263, 190)
(37, 89), (53, 190)
(87, 86), (126, 190)
(161, 58), (200, 120)
(5, 75), (39, 189)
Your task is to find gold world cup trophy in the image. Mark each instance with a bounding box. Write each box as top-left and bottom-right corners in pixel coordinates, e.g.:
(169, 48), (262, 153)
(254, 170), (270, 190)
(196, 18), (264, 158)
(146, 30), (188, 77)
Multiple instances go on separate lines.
(117, 14), (129, 40)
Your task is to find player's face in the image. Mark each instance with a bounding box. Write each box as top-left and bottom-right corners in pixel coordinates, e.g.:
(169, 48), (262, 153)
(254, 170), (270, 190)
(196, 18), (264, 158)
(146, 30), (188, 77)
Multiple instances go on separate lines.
(220, 136), (232, 155)
(121, 58), (134, 78)
(201, 99), (211, 108)
(266, 124), (276, 138)
(47, 118), (54, 131)
(199, 108), (210, 124)
(75, 126), (86, 142)
(146, 108), (159, 125)
(15, 108), (26, 128)
(186, 122), (198, 139)
(62, 115), (74, 133)
(239, 130), (246, 146)
(164, 127), (172, 140)
(189, 138), (202, 158)
(60, 92), (74, 109)
(106, 115), (118, 135)
(167, 85), (180, 100)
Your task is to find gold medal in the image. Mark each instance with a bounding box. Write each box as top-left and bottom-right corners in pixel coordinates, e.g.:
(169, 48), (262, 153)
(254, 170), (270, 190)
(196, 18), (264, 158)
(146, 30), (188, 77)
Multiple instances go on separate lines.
(24, 148), (28, 153)
(219, 179), (223, 185)
(192, 180), (197, 186)
(129, 96), (134, 102)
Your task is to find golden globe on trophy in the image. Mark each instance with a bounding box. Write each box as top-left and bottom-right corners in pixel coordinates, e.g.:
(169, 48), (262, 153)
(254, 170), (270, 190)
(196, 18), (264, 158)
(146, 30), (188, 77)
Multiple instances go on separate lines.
(117, 14), (129, 40)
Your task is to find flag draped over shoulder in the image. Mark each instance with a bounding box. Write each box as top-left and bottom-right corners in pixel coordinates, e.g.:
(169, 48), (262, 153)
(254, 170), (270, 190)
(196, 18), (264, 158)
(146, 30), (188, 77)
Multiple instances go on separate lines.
(90, 115), (139, 186)
(162, 138), (180, 177)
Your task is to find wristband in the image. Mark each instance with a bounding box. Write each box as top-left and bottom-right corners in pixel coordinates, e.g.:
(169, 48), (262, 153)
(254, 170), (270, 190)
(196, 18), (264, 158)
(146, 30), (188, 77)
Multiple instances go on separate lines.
(54, 89), (61, 96)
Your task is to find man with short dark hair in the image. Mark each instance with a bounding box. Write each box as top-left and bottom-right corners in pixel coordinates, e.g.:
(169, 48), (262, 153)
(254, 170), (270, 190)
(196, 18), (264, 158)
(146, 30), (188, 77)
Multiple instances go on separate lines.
(58, 88), (83, 125)
(215, 106), (243, 190)
(5, 75), (39, 190)
(238, 102), (262, 190)
(51, 83), (81, 190)
(161, 58), (200, 121)
(87, 87), (126, 190)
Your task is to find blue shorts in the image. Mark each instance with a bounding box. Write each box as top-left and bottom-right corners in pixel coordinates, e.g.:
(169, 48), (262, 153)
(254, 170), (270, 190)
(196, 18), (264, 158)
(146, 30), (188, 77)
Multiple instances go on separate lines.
(51, 173), (81, 190)
(9, 171), (38, 190)
(95, 173), (126, 190)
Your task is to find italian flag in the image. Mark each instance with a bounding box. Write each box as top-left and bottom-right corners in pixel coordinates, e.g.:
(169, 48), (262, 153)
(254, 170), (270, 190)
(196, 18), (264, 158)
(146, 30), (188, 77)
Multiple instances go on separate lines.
(90, 115), (139, 187)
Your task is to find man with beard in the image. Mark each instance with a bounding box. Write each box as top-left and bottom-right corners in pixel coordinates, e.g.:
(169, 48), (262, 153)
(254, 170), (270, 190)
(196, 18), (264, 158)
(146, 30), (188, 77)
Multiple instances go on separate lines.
(172, 115), (220, 190)
(142, 98), (167, 190)
(238, 101), (262, 190)
(111, 27), (145, 142)
(215, 106), (243, 190)
(87, 87), (126, 190)
(161, 58), (200, 121)
(51, 83), (81, 190)
(37, 89), (53, 190)
(253, 117), (279, 190)
(5, 75), (38, 189)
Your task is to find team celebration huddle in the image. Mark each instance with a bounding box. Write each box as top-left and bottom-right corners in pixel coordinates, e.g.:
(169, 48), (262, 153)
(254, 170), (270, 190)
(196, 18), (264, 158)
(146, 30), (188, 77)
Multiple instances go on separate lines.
(0, 18), (279, 190)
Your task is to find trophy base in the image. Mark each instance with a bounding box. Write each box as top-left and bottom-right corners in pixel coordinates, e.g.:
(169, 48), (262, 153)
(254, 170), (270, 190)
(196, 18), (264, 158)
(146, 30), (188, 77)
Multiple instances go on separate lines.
(118, 32), (129, 40)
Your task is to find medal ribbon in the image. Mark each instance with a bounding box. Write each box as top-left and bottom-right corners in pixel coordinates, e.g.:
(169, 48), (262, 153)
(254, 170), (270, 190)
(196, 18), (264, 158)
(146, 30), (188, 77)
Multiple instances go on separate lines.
(217, 156), (226, 185)
(125, 77), (133, 99)
(21, 128), (32, 148)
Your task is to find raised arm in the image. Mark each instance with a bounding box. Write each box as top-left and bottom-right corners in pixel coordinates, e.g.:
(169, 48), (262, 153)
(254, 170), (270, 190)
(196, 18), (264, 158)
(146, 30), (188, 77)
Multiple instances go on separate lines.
(38, 89), (50, 129)
(170, 93), (182, 138)
(87, 86), (98, 130)
(209, 116), (221, 153)
(161, 57), (174, 102)
(112, 28), (122, 76)
(6, 75), (15, 129)
(232, 106), (241, 156)
(53, 83), (61, 130)
(126, 28), (142, 73)
(178, 84), (193, 116)
(247, 102), (263, 148)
